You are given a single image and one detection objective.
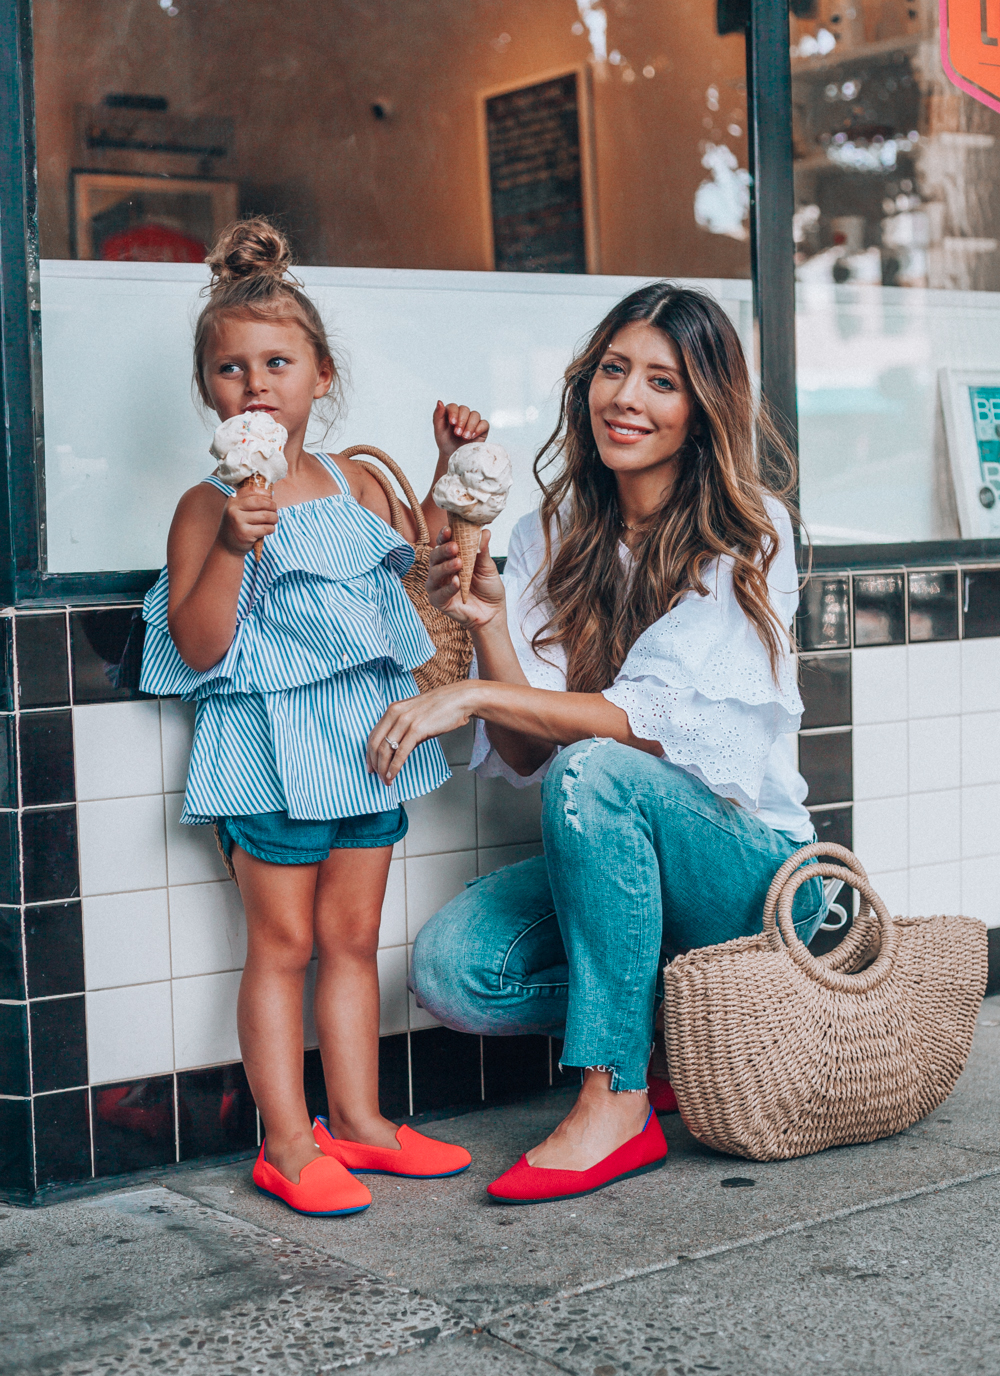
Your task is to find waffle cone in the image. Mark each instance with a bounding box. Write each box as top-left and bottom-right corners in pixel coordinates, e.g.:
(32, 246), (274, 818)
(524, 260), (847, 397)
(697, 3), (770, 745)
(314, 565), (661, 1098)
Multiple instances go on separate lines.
(450, 515), (484, 602)
(239, 471), (272, 560)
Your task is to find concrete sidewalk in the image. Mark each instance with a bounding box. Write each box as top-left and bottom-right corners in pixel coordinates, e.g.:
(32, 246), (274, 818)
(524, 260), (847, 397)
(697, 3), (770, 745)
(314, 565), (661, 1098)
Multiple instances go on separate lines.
(4, 995), (999, 1375)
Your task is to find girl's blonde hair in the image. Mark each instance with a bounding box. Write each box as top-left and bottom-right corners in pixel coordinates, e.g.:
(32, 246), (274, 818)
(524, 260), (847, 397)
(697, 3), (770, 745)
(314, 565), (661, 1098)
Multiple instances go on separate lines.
(194, 218), (344, 426)
(532, 282), (799, 692)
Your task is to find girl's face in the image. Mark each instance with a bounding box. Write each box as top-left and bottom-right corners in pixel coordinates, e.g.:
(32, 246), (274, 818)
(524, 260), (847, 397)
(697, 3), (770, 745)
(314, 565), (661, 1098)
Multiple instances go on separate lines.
(588, 322), (696, 479)
(203, 315), (333, 438)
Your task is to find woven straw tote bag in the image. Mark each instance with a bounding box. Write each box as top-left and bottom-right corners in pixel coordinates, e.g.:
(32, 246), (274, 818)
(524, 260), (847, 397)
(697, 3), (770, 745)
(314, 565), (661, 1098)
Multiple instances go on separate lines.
(340, 445), (473, 693)
(662, 841), (987, 1162)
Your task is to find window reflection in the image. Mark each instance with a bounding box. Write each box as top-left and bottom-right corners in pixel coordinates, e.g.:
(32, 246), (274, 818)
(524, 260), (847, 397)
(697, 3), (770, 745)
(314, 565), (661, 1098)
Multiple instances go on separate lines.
(792, 0), (1000, 545)
(34, 0), (750, 279)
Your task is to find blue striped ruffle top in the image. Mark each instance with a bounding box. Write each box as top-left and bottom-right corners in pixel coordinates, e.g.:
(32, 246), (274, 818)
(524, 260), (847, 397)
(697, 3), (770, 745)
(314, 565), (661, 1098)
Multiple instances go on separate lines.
(139, 452), (450, 825)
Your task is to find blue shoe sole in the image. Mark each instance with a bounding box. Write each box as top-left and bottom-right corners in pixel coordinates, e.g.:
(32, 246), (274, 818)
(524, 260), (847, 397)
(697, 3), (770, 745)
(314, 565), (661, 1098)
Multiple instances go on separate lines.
(254, 1184), (370, 1216)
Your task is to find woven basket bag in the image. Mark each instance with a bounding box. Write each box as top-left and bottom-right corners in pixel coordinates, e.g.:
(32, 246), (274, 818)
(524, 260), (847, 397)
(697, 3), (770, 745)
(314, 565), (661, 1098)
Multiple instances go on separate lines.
(662, 842), (987, 1162)
(340, 444), (473, 693)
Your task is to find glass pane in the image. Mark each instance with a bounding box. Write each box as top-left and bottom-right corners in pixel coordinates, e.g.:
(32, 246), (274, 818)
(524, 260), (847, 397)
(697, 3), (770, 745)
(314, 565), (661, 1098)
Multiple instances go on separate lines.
(32, 0), (749, 572)
(793, 0), (1000, 545)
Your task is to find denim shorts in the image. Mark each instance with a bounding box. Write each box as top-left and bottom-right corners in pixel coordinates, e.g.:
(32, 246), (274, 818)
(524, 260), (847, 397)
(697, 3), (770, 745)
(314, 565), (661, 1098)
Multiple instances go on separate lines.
(216, 806), (408, 866)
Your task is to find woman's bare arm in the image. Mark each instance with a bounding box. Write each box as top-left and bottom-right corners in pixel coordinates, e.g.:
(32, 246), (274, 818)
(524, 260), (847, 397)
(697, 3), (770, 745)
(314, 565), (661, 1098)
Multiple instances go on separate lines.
(166, 483), (277, 671)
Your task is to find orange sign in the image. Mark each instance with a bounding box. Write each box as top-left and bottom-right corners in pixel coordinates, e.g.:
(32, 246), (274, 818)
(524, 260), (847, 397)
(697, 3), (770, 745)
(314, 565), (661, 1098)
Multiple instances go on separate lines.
(942, 0), (1000, 113)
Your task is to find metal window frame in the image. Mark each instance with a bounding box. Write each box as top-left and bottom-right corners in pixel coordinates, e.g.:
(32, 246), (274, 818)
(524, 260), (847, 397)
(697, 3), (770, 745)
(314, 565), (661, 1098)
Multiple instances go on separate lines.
(1, 0), (998, 607)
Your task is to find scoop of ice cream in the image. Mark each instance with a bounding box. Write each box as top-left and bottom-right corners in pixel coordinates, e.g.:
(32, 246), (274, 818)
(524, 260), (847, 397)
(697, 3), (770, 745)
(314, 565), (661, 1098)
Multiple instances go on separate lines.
(210, 411), (289, 486)
(432, 442), (513, 525)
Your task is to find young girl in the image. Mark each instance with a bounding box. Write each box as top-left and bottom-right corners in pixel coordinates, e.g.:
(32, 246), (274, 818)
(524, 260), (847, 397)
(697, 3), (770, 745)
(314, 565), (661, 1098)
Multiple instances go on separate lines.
(140, 219), (480, 1216)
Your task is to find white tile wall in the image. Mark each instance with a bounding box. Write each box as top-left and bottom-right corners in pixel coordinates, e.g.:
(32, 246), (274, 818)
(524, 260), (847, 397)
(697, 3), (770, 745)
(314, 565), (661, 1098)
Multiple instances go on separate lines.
(83, 888), (171, 989)
(87, 981), (174, 1083)
(852, 636), (1000, 926)
(78, 716), (544, 1083)
(169, 881), (246, 979)
(172, 970), (242, 1070)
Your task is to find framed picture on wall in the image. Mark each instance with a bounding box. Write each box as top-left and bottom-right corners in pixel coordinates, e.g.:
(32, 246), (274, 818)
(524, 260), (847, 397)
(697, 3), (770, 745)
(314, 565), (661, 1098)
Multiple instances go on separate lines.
(477, 67), (598, 274)
(71, 172), (238, 262)
(939, 367), (1000, 539)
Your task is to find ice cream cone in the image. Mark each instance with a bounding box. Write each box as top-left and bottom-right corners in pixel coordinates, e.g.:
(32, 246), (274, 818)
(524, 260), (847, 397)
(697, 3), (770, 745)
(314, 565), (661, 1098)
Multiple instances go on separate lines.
(450, 515), (483, 602)
(239, 471), (272, 561)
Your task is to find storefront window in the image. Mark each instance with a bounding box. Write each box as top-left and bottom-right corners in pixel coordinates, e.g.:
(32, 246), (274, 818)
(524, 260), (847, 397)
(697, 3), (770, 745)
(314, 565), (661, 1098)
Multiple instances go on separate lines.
(31, 0), (749, 572)
(793, 0), (1000, 546)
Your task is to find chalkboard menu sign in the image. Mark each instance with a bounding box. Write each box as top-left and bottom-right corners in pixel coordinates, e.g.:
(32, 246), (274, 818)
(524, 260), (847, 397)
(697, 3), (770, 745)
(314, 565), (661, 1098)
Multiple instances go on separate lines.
(486, 73), (587, 274)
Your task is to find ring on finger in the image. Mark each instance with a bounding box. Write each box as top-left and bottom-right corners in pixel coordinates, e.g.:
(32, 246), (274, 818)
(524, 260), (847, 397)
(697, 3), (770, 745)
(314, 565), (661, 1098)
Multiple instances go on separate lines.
(386, 737), (400, 751)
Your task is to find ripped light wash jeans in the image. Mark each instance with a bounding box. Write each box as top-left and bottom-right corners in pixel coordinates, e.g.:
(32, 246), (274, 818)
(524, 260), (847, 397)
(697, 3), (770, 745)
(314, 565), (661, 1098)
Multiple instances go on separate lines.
(410, 739), (827, 1092)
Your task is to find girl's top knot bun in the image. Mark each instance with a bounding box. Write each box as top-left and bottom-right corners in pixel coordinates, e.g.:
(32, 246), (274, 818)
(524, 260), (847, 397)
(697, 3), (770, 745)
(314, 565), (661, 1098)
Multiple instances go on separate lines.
(206, 218), (293, 288)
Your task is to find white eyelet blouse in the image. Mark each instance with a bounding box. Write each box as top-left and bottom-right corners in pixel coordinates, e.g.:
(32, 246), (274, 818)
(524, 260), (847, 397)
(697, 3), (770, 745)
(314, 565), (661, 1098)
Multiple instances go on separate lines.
(471, 494), (812, 841)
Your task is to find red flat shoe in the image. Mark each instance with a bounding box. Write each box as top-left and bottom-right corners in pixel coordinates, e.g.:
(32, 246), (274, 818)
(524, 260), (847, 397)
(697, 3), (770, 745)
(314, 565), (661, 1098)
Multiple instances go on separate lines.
(252, 1142), (372, 1216)
(487, 1108), (667, 1205)
(313, 1116), (471, 1178)
(647, 1073), (679, 1115)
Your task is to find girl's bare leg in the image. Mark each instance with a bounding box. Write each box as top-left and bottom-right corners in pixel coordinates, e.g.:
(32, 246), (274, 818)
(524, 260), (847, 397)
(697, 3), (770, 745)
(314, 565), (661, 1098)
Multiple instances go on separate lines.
(312, 845), (400, 1149)
(233, 847), (325, 1184)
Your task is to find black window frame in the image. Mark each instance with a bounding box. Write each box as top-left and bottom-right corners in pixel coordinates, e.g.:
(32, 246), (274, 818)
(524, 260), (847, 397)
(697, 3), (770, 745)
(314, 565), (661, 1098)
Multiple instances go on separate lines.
(2, 0), (997, 607)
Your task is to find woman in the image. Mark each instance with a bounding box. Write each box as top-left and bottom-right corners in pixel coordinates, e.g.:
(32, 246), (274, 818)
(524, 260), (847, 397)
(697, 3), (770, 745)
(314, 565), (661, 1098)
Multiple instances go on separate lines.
(367, 283), (827, 1205)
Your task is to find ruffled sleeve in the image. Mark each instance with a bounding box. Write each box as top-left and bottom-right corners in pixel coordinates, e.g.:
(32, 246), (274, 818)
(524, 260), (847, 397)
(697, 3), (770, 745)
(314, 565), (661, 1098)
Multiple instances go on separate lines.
(139, 494), (436, 700)
(602, 497), (803, 809)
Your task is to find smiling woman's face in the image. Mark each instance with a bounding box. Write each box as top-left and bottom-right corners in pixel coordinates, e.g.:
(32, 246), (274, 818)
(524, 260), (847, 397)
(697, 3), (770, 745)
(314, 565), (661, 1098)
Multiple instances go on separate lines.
(588, 321), (695, 479)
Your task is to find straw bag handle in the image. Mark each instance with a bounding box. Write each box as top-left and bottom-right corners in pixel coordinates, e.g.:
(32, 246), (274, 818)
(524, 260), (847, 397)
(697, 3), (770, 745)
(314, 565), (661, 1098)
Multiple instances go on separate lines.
(763, 841), (879, 974)
(763, 844), (898, 993)
(340, 444), (431, 547)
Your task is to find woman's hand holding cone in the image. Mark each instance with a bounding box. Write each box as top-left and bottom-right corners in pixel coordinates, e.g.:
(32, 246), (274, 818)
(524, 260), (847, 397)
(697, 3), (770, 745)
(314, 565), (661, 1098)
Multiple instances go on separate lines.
(427, 526), (505, 629)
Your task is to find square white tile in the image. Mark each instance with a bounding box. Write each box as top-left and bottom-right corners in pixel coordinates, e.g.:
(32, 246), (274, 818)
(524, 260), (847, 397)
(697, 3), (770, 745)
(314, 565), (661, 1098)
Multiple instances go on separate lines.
(172, 970), (242, 1070)
(908, 861), (961, 917)
(379, 945), (410, 1036)
(852, 646), (908, 725)
(961, 637), (1000, 715)
(403, 770), (476, 856)
(165, 793), (230, 885)
(852, 798), (908, 874)
(478, 841), (545, 876)
(907, 641), (961, 719)
(908, 716), (960, 794)
(169, 881), (247, 979)
(908, 790), (961, 866)
(408, 944), (441, 1031)
(961, 855), (1000, 926)
(866, 869), (909, 918)
(961, 712), (1000, 787)
(476, 775), (544, 848)
(78, 794), (167, 897)
(852, 722), (908, 801)
(379, 857), (406, 949)
(440, 722), (475, 767)
(87, 981), (174, 1082)
(961, 783), (1000, 859)
(74, 701), (164, 801)
(160, 699), (196, 794)
(83, 888), (171, 989)
(405, 850), (478, 942)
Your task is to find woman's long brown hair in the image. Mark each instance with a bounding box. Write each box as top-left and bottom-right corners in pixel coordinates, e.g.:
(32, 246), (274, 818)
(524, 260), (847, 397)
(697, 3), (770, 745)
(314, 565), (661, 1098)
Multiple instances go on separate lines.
(531, 282), (798, 693)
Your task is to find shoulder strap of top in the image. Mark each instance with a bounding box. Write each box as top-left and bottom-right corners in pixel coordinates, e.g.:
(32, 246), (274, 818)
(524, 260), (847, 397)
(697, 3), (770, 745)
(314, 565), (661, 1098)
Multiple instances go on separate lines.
(311, 451), (351, 495)
(202, 475), (232, 496)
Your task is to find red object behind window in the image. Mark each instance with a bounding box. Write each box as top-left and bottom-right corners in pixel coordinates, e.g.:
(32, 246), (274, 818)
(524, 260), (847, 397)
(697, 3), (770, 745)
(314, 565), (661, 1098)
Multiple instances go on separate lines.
(98, 222), (207, 263)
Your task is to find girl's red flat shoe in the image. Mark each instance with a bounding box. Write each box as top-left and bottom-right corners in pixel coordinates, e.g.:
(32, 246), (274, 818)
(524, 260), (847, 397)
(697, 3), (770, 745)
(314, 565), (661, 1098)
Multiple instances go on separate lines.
(647, 1073), (679, 1115)
(312, 1116), (472, 1178)
(252, 1142), (372, 1216)
(487, 1109), (667, 1205)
